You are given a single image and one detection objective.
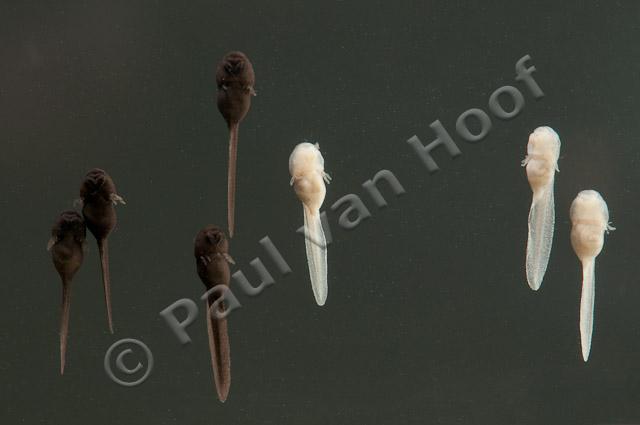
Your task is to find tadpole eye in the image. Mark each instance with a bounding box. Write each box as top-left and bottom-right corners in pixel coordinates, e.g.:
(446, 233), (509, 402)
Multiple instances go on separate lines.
(206, 230), (223, 245)
(89, 175), (105, 187)
(84, 169), (107, 191)
(224, 59), (244, 74)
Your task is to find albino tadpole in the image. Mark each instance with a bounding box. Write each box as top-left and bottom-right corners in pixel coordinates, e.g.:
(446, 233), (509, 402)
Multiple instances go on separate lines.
(570, 190), (614, 362)
(522, 126), (561, 291)
(289, 142), (331, 306)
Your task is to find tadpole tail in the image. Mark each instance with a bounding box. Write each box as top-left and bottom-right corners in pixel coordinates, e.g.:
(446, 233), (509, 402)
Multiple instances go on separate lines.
(580, 258), (596, 362)
(227, 122), (239, 238)
(303, 205), (328, 306)
(60, 280), (71, 375)
(98, 239), (114, 334)
(206, 300), (231, 402)
(525, 183), (555, 291)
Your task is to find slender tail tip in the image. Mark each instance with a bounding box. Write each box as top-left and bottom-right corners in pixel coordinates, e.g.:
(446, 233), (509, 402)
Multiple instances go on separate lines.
(582, 345), (591, 362)
(526, 274), (542, 291)
(60, 343), (66, 374)
(217, 385), (230, 403)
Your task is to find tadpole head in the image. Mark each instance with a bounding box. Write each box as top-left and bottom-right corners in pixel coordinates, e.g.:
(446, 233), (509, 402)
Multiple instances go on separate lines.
(194, 225), (229, 257)
(49, 210), (86, 284)
(80, 168), (116, 200)
(223, 54), (246, 75)
(216, 51), (255, 87)
(52, 210), (87, 245)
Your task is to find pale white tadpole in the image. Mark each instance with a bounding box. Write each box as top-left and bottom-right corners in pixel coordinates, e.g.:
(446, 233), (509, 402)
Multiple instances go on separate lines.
(570, 190), (614, 362)
(522, 126), (561, 291)
(289, 142), (331, 306)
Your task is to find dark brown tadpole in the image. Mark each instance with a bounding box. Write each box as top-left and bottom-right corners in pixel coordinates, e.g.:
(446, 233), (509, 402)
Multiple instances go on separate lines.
(216, 51), (256, 238)
(48, 210), (86, 375)
(79, 168), (125, 334)
(194, 225), (235, 402)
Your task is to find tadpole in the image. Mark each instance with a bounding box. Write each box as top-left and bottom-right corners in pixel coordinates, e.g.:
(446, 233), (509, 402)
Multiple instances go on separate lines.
(570, 190), (615, 361)
(194, 225), (235, 402)
(48, 210), (86, 374)
(289, 142), (331, 306)
(522, 126), (561, 291)
(216, 51), (256, 238)
(78, 168), (125, 333)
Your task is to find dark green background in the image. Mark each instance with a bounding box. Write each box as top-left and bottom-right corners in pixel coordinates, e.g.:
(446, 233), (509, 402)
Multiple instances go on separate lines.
(2, 1), (639, 424)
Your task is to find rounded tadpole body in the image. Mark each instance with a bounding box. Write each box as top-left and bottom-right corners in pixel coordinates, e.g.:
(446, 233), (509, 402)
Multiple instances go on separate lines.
(78, 168), (125, 333)
(570, 190), (614, 362)
(289, 142), (331, 306)
(194, 225), (235, 402)
(48, 210), (86, 375)
(522, 126), (561, 291)
(216, 51), (256, 238)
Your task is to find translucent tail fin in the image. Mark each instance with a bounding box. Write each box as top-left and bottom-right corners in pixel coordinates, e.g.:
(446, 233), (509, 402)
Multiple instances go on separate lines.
(580, 258), (596, 362)
(303, 206), (328, 306)
(526, 184), (555, 291)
